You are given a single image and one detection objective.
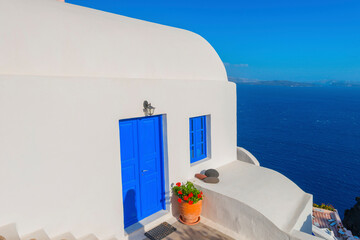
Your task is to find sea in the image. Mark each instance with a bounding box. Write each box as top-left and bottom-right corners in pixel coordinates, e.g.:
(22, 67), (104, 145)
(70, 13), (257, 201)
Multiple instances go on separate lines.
(236, 84), (360, 219)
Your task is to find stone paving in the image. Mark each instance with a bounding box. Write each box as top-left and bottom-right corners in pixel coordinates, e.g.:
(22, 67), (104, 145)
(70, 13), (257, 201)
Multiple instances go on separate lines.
(144, 221), (234, 240)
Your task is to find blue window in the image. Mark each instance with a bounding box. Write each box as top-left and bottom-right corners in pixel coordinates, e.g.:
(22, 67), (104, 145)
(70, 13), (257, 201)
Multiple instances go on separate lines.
(190, 116), (207, 163)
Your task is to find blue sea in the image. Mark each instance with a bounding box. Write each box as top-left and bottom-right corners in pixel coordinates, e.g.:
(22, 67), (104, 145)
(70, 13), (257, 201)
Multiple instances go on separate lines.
(236, 85), (360, 219)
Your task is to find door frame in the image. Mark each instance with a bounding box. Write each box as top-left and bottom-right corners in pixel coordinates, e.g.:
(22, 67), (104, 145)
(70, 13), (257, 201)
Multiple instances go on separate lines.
(119, 114), (167, 229)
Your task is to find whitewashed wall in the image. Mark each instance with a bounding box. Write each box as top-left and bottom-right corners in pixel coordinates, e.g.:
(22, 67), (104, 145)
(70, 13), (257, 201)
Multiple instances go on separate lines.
(0, 75), (236, 239)
(0, 0), (236, 238)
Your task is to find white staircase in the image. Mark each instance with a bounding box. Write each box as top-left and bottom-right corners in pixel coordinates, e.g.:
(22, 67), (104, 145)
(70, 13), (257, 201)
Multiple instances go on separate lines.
(0, 224), (20, 240)
(0, 223), (105, 240)
(21, 230), (51, 240)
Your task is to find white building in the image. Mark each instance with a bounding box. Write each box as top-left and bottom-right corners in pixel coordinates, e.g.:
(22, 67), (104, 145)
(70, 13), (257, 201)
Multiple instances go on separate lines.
(0, 0), (318, 239)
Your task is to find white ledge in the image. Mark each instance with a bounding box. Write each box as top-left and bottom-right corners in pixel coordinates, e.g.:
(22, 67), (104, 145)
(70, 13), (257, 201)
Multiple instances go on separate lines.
(192, 160), (314, 239)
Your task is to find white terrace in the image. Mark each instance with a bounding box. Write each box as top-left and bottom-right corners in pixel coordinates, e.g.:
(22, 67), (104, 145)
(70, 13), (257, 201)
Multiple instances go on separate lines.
(195, 149), (314, 240)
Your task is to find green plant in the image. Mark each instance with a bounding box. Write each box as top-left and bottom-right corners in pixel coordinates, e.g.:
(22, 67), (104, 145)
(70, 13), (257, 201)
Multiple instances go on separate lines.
(172, 181), (203, 205)
(313, 203), (335, 211)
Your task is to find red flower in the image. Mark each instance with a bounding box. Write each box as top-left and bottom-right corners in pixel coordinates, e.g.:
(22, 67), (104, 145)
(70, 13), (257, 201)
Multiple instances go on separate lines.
(188, 192), (193, 198)
(200, 191), (203, 195)
(197, 194), (202, 198)
(189, 200), (193, 205)
(184, 196), (189, 201)
(178, 190), (183, 195)
(176, 182), (181, 187)
(177, 198), (182, 203)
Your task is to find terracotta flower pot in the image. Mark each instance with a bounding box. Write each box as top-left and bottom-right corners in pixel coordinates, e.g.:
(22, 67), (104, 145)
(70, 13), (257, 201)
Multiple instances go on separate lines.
(179, 200), (202, 225)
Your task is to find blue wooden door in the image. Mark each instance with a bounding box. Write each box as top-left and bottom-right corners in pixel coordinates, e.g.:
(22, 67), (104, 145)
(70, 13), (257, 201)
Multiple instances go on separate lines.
(119, 120), (140, 228)
(119, 116), (164, 228)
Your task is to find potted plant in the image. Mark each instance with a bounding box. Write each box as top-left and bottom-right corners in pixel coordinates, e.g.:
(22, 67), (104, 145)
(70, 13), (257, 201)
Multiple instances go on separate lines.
(172, 181), (203, 225)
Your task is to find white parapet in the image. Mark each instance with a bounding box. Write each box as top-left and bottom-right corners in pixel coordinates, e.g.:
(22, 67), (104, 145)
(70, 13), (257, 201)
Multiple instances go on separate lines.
(193, 160), (315, 240)
(291, 229), (325, 240)
(312, 225), (338, 240)
(237, 147), (260, 166)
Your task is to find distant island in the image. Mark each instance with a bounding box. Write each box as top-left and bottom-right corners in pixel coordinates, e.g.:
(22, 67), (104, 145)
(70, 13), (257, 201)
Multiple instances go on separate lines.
(229, 77), (360, 87)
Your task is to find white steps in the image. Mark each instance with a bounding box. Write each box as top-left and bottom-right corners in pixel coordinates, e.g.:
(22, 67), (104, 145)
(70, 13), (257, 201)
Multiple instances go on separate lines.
(21, 230), (51, 240)
(0, 223), (20, 240)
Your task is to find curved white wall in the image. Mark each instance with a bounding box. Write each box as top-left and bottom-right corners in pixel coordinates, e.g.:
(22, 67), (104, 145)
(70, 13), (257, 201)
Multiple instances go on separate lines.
(198, 186), (292, 240)
(193, 160), (313, 237)
(0, 0), (227, 81)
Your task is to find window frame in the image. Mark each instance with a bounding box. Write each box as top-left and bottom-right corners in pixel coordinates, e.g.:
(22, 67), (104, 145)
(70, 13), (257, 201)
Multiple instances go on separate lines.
(189, 115), (208, 164)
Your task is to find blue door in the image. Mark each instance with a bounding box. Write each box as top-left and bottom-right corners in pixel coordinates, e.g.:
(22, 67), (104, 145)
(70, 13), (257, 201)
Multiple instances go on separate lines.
(119, 116), (164, 228)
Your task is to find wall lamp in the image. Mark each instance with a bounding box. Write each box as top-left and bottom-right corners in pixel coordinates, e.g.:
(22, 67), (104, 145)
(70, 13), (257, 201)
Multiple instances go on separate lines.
(143, 100), (155, 116)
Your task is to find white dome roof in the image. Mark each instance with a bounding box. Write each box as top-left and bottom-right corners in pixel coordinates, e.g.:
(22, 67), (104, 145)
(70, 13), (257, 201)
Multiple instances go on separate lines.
(0, 0), (227, 81)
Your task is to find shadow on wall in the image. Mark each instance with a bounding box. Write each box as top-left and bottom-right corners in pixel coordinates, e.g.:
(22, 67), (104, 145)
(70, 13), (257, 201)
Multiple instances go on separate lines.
(169, 183), (180, 219)
(299, 214), (313, 234)
(170, 194), (180, 219)
(164, 189), (171, 210)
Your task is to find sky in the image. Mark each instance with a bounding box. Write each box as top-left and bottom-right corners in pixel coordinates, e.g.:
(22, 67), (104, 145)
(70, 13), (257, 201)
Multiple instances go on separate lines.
(66, 0), (360, 82)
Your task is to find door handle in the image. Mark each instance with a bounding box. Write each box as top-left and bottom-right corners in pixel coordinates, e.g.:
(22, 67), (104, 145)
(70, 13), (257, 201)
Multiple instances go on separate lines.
(142, 170), (149, 172)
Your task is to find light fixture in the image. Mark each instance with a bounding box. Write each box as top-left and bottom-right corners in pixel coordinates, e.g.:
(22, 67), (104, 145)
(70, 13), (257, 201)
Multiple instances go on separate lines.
(143, 100), (155, 116)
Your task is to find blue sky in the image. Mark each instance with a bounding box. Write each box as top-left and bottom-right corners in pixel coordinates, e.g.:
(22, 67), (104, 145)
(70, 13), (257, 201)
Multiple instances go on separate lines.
(66, 0), (360, 82)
